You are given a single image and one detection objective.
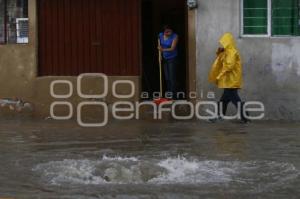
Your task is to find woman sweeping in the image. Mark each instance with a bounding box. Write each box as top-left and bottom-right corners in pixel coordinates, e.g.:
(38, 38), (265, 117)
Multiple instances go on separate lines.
(158, 25), (179, 100)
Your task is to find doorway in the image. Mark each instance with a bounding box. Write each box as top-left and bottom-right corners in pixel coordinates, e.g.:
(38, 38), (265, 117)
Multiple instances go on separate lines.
(141, 0), (187, 100)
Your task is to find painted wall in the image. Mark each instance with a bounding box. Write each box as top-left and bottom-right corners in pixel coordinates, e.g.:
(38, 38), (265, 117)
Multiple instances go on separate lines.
(196, 0), (300, 120)
(0, 0), (36, 99)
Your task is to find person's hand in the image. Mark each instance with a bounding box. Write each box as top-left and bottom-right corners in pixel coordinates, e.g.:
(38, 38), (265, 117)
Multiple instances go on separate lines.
(216, 47), (225, 56)
(158, 46), (163, 52)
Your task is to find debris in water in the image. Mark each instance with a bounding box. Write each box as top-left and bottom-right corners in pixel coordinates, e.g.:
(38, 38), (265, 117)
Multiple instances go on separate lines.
(103, 175), (111, 182)
(0, 98), (33, 112)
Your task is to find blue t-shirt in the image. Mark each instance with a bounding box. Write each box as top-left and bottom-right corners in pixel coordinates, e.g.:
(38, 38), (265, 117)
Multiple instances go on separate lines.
(159, 33), (178, 60)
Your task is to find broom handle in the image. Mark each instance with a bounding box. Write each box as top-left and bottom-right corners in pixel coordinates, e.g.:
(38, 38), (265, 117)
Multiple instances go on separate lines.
(158, 39), (163, 97)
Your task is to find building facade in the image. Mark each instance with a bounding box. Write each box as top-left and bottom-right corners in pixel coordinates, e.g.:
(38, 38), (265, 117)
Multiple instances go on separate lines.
(197, 0), (300, 120)
(0, 0), (299, 120)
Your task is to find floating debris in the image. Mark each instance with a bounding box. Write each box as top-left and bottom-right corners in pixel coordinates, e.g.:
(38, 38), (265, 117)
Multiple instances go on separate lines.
(45, 116), (53, 120)
(0, 98), (33, 112)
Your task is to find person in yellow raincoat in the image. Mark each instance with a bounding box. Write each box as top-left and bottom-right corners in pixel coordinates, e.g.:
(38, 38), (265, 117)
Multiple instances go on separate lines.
(209, 33), (249, 123)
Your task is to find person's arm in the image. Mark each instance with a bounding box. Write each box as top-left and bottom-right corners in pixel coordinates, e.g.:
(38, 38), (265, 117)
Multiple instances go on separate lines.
(217, 50), (236, 80)
(157, 37), (163, 52)
(158, 39), (162, 60)
(158, 38), (161, 49)
(162, 36), (178, 52)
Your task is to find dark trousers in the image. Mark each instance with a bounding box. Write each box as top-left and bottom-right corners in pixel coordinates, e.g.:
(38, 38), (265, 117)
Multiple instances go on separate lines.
(163, 58), (178, 98)
(218, 89), (247, 120)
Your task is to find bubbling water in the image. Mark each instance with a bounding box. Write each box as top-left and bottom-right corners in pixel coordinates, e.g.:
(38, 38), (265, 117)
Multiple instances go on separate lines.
(33, 155), (299, 191)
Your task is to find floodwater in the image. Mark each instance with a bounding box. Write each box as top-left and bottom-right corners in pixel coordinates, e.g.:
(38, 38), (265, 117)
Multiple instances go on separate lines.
(0, 119), (299, 199)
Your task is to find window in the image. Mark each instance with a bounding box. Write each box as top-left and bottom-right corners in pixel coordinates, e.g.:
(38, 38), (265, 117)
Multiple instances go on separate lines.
(272, 0), (300, 35)
(243, 0), (269, 35)
(0, 0), (28, 44)
(242, 0), (300, 36)
(0, 0), (5, 42)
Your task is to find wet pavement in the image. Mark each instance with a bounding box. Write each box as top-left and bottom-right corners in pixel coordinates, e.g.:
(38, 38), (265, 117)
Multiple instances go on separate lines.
(0, 119), (299, 199)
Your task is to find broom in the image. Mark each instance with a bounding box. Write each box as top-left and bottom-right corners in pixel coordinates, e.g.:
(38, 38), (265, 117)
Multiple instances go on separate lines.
(154, 39), (171, 105)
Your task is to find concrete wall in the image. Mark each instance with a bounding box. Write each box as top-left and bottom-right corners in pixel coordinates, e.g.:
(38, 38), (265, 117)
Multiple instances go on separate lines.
(196, 0), (300, 120)
(0, 0), (36, 99)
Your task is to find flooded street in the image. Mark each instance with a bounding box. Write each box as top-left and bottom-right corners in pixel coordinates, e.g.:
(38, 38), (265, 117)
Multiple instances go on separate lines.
(0, 119), (299, 199)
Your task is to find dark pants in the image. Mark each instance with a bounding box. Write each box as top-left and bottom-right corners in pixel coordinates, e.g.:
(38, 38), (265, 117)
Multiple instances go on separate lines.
(218, 89), (247, 121)
(163, 58), (178, 98)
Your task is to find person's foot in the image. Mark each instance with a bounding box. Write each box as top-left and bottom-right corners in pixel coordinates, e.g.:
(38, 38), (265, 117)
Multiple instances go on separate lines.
(240, 118), (251, 124)
(209, 116), (223, 123)
(240, 111), (251, 124)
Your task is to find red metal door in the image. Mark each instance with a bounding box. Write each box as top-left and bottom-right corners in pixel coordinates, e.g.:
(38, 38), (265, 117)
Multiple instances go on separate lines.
(38, 0), (141, 76)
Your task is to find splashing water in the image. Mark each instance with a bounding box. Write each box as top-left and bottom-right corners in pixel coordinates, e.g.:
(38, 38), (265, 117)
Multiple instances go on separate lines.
(33, 155), (299, 191)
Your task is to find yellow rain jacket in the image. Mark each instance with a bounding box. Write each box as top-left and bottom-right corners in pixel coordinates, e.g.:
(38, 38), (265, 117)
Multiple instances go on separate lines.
(209, 33), (243, 89)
